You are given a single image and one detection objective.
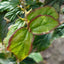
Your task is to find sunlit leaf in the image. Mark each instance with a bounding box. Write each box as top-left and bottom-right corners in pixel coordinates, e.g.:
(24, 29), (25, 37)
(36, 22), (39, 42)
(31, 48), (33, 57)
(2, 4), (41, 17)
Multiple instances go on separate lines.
(7, 27), (33, 61)
(29, 52), (43, 63)
(27, 6), (59, 21)
(28, 15), (59, 35)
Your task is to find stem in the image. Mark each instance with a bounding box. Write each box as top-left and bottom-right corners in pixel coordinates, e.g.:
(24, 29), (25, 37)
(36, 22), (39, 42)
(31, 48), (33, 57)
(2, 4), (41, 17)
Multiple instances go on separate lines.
(19, 0), (28, 25)
(17, 15), (25, 21)
(22, 0), (28, 25)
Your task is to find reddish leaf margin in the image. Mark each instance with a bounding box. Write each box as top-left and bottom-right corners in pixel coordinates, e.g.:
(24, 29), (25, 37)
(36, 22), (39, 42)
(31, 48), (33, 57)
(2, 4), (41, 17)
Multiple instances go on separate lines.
(28, 15), (60, 35)
(7, 27), (34, 61)
(26, 6), (59, 20)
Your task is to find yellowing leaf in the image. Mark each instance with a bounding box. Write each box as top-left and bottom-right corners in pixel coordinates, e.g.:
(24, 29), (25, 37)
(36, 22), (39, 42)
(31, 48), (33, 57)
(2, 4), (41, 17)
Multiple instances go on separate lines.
(7, 27), (34, 61)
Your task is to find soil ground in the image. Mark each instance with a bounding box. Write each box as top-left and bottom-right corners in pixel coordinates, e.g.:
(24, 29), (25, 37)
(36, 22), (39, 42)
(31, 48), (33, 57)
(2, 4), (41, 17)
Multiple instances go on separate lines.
(40, 38), (64, 64)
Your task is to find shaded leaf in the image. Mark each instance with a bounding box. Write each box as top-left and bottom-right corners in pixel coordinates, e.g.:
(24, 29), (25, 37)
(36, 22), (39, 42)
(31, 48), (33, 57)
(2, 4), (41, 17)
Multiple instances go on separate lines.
(53, 0), (60, 12)
(0, 12), (7, 42)
(33, 33), (52, 52)
(20, 57), (36, 64)
(44, 0), (61, 12)
(29, 52), (43, 63)
(28, 15), (59, 35)
(26, 0), (41, 9)
(52, 23), (64, 40)
(26, 0), (35, 5)
(3, 19), (25, 46)
(0, 59), (16, 64)
(7, 27), (33, 61)
(0, 0), (20, 12)
(44, 0), (54, 5)
(4, 7), (23, 21)
(0, 53), (6, 59)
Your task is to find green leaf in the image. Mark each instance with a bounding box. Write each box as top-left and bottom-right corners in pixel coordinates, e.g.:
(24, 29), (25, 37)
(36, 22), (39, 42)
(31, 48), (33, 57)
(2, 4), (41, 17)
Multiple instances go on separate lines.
(0, 1), (12, 12)
(52, 24), (64, 40)
(0, 59), (16, 64)
(29, 52), (43, 63)
(26, 0), (43, 10)
(20, 57), (36, 64)
(27, 6), (59, 21)
(0, 53), (6, 59)
(28, 15), (59, 35)
(33, 33), (52, 52)
(3, 19), (25, 46)
(0, 12), (7, 42)
(44, 0), (53, 5)
(44, 0), (56, 6)
(0, 0), (20, 12)
(53, 0), (60, 12)
(0, 59), (10, 64)
(1, 0), (8, 1)
(7, 27), (33, 61)
(26, 0), (35, 5)
(44, 0), (61, 12)
(4, 7), (23, 21)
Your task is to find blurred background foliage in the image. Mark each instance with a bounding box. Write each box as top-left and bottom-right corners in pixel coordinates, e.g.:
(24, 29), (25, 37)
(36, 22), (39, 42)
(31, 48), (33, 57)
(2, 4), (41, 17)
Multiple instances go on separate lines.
(0, 0), (64, 64)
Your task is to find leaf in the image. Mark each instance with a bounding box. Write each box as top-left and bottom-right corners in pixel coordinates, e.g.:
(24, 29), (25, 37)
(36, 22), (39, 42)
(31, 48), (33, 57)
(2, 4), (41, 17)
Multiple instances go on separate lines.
(0, 59), (16, 64)
(0, 53), (6, 59)
(4, 7), (23, 21)
(0, 1), (12, 12)
(52, 0), (60, 12)
(20, 57), (36, 64)
(27, 6), (59, 21)
(26, 0), (35, 5)
(0, 0), (20, 12)
(33, 33), (52, 52)
(29, 52), (43, 63)
(0, 12), (8, 42)
(52, 24), (64, 40)
(26, 0), (40, 9)
(28, 15), (59, 35)
(0, 59), (10, 64)
(7, 27), (34, 61)
(44, 0), (61, 12)
(44, 0), (53, 5)
(3, 19), (25, 46)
